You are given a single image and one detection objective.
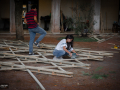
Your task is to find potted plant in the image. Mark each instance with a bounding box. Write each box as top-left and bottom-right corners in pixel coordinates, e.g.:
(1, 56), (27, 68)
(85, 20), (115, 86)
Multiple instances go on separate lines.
(71, 1), (95, 37)
(64, 17), (73, 31)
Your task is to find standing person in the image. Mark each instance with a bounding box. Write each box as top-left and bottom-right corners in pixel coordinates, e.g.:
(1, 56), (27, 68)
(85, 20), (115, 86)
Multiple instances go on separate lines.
(24, 5), (47, 55)
(53, 35), (78, 60)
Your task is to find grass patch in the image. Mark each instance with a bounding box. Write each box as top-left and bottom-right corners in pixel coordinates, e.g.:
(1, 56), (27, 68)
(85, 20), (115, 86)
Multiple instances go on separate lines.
(109, 71), (116, 74)
(92, 67), (109, 79)
(92, 73), (109, 79)
(81, 71), (91, 76)
(16, 80), (21, 83)
(82, 67), (109, 79)
(58, 37), (97, 42)
(81, 71), (109, 79)
(95, 67), (103, 71)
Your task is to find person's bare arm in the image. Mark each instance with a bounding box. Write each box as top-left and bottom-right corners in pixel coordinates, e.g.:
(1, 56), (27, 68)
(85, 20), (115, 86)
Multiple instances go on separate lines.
(34, 16), (39, 24)
(63, 46), (72, 57)
(24, 18), (27, 24)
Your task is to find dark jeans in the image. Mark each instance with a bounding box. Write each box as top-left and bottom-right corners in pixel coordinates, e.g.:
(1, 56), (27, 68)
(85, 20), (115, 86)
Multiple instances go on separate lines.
(28, 26), (46, 53)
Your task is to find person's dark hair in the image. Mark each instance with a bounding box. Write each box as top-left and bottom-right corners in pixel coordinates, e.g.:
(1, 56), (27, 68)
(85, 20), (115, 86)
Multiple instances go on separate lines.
(65, 35), (74, 50)
(31, 5), (37, 9)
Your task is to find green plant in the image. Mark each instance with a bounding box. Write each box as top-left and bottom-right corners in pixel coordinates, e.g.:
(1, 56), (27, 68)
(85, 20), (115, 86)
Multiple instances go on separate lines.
(92, 67), (108, 79)
(92, 73), (109, 79)
(81, 71), (91, 76)
(82, 67), (109, 79)
(95, 67), (103, 71)
(71, 0), (96, 36)
(16, 80), (21, 83)
(109, 71), (116, 74)
(64, 17), (73, 29)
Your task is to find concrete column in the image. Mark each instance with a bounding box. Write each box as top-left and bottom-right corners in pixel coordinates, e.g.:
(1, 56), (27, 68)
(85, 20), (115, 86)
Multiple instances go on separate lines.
(51, 0), (61, 34)
(10, 0), (16, 33)
(93, 0), (101, 33)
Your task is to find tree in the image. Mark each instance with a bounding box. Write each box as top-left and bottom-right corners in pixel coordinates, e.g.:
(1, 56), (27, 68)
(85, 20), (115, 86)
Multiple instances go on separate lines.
(71, 0), (96, 37)
(15, 0), (24, 40)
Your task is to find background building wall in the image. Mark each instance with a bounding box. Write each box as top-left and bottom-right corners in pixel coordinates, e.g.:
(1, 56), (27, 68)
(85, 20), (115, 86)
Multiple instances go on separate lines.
(39, 0), (51, 29)
(60, 0), (119, 31)
(0, 0), (118, 32)
(0, 0), (10, 18)
(61, 0), (73, 18)
(60, 0), (91, 18)
(0, 0), (10, 30)
(101, 0), (119, 30)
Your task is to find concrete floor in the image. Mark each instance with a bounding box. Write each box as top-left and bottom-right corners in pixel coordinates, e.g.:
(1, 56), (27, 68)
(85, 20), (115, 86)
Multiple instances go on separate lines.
(0, 29), (113, 34)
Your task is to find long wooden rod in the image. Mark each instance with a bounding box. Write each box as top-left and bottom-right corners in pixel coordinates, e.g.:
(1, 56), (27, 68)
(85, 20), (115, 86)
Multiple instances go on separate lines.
(4, 41), (45, 90)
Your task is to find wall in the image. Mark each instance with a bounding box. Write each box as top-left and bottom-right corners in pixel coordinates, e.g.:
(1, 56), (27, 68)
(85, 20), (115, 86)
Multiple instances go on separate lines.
(101, 0), (119, 30)
(61, 0), (91, 18)
(0, 0), (10, 18)
(61, 0), (119, 31)
(39, 0), (51, 29)
(38, 0), (93, 31)
(38, 0), (119, 31)
(61, 0), (73, 17)
(0, 0), (10, 30)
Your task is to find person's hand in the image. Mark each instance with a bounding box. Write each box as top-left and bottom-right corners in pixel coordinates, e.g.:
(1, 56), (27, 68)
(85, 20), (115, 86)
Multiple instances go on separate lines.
(76, 53), (79, 56)
(69, 52), (72, 57)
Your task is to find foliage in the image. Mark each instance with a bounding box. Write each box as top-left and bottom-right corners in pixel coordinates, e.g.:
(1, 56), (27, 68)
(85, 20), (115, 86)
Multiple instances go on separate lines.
(63, 17), (73, 29)
(81, 71), (91, 76)
(92, 73), (108, 79)
(109, 71), (116, 74)
(95, 67), (103, 71)
(82, 67), (109, 79)
(70, 0), (96, 36)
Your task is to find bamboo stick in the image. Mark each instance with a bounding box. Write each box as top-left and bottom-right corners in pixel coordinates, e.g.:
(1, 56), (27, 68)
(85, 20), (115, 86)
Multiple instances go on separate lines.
(3, 41), (46, 90)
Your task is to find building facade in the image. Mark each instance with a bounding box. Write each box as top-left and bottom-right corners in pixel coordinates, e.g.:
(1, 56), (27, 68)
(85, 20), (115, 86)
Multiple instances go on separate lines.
(0, 0), (119, 34)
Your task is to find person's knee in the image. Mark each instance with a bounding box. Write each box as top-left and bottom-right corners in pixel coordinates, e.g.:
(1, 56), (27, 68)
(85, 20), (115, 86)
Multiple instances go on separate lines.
(41, 30), (47, 36)
(53, 51), (56, 56)
(44, 31), (47, 35)
(62, 50), (66, 55)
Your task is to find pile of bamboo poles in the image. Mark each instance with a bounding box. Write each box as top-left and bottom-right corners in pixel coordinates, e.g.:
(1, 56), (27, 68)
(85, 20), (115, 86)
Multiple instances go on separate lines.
(0, 40), (91, 77)
(0, 39), (118, 74)
(90, 33), (118, 43)
(0, 39), (118, 90)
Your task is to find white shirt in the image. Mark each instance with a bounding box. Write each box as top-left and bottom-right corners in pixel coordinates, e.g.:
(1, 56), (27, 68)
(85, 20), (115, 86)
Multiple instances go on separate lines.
(55, 39), (73, 51)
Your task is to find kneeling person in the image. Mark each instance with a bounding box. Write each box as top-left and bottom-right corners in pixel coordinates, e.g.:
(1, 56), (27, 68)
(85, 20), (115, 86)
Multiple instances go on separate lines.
(53, 35), (78, 60)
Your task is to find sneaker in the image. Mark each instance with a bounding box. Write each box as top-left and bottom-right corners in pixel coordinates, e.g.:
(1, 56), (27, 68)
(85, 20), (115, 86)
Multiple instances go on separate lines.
(34, 42), (40, 48)
(29, 53), (34, 55)
(59, 56), (63, 60)
(53, 56), (60, 60)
